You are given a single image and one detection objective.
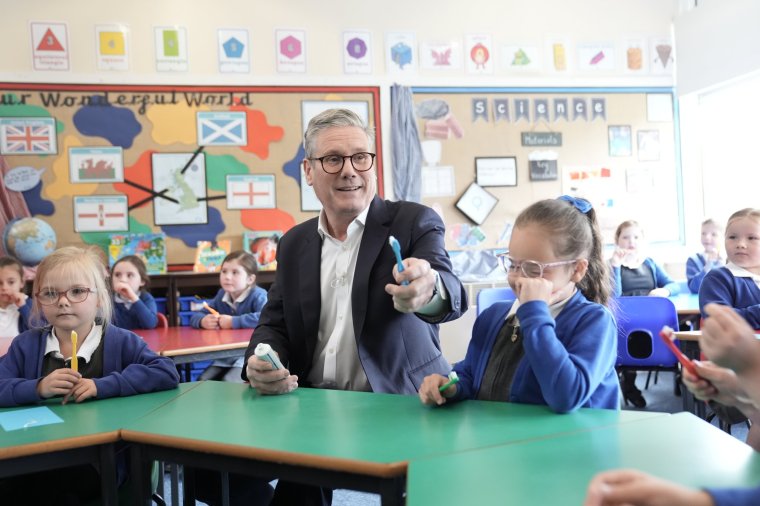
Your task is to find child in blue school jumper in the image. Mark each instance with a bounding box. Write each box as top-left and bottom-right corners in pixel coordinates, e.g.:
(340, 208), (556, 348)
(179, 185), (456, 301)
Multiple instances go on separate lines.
(699, 208), (760, 328)
(0, 246), (179, 504)
(111, 254), (158, 329)
(418, 196), (619, 413)
(686, 218), (725, 294)
(0, 256), (32, 336)
(609, 219), (680, 408)
(190, 250), (267, 382)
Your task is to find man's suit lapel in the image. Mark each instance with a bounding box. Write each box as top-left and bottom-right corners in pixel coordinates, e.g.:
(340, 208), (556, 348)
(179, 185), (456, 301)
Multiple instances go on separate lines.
(353, 197), (389, 339)
(299, 226), (322, 359)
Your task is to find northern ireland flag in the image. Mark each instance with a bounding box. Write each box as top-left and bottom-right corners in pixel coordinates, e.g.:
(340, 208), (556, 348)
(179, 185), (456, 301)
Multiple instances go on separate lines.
(197, 112), (247, 146)
(0, 118), (57, 155)
(73, 195), (129, 232)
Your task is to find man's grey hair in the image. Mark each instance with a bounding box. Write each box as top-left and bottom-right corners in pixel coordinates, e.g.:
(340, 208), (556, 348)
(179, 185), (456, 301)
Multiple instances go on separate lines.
(303, 108), (375, 158)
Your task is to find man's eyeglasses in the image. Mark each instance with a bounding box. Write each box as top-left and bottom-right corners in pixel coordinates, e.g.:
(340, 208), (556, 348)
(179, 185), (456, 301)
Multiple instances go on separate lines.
(36, 287), (96, 306)
(497, 254), (577, 279)
(308, 152), (376, 174)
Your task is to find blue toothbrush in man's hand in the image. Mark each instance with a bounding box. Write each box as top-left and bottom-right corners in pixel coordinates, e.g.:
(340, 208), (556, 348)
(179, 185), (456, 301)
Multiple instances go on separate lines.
(388, 236), (409, 286)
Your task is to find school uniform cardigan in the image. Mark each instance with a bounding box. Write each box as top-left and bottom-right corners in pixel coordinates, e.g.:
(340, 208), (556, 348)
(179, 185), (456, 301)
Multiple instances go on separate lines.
(611, 257), (680, 297)
(112, 291), (158, 330)
(686, 253), (722, 294)
(189, 286), (268, 329)
(0, 324), (179, 407)
(17, 297), (33, 333)
(699, 266), (760, 327)
(707, 486), (760, 505)
(450, 290), (619, 413)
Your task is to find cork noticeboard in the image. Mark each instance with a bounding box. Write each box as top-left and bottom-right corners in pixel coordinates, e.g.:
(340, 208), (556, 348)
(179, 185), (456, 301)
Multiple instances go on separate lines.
(0, 83), (382, 265)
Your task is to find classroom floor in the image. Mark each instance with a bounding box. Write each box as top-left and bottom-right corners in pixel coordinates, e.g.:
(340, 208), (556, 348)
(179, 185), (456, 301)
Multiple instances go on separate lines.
(166, 371), (747, 505)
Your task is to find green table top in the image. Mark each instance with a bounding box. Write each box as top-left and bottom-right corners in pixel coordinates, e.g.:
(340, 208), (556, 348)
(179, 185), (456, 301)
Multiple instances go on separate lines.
(406, 412), (760, 505)
(122, 381), (665, 477)
(0, 382), (197, 459)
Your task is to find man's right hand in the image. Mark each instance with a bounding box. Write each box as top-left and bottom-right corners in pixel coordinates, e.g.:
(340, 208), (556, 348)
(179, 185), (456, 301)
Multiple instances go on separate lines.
(246, 354), (298, 394)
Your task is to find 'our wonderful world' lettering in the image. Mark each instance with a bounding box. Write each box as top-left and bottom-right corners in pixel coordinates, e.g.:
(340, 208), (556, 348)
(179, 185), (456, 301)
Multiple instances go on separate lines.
(0, 91), (254, 115)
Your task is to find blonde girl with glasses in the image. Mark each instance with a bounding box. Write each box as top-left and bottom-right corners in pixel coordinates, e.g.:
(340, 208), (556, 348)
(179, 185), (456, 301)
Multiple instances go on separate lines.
(419, 196), (618, 412)
(0, 246), (179, 503)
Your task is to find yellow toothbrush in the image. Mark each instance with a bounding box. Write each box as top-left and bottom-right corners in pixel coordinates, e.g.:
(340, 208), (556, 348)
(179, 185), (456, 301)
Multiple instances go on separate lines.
(71, 330), (78, 372)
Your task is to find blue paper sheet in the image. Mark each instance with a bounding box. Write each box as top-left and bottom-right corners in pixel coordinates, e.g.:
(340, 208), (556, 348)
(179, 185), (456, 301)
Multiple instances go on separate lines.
(0, 406), (64, 431)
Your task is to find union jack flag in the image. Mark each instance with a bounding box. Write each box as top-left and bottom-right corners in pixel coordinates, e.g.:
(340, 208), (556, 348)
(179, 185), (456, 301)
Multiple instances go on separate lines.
(0, 118), (57, 155)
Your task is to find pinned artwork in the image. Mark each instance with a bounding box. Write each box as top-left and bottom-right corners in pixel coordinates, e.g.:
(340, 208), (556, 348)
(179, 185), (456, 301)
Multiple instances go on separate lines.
(502, 45), (542, 72)
(650, 37), (675, 75)
(608, 125), (632, 157)
(637, 130), (660, 161)
(386, 32), (417, 75)
(420, 40), (462, 70)
(465, 34), (493, 74)
(455, 183), (499, 225)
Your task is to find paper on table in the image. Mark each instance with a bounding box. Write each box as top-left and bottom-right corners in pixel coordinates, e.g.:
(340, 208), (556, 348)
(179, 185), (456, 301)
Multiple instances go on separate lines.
(0, 406), (64, 431)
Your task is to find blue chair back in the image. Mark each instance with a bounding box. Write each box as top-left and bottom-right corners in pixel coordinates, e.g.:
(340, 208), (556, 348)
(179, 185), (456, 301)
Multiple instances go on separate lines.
(477, 287), (516, 315)
(614, 296), (679, 368)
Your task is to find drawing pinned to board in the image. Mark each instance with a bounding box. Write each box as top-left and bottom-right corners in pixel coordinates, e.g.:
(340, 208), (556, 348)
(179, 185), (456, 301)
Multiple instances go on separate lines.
(623, 38), (649, 73)
(420, 40), (462, 70)
(545, 37), (570, 72)
(455, 183), (498, 225)
(151, 152), (208, 225)
(465, 34), (493, 74)
(608, 125), (632, 157)
(475, 157), (517, 187)
(502, 45), (542, 72)
(218, 28), (250, 73)
(0, 117), (57, 155)
(154, 26), (188, 72)
(276, 29), (306, 73)
(450, 223), (487, 248)
(226, 174), (276, 209)
(30, 22), (70, 71)
(637, 130), (660, 161)
(244, 231), (281, 271)
(343, 30), (372, 74)
(95, 24), (129, 71)
(417, 98), (464, 140)
(3, 166), (44, 192)
(421, 140), (456, 198)
(577, 42), (615, 71)
(650, 37), (674, 74)
(73, 195), (129, 232)
(528, 150), (559, 181)
(69, 146), (124, 183)
(386, 32), (417, 75)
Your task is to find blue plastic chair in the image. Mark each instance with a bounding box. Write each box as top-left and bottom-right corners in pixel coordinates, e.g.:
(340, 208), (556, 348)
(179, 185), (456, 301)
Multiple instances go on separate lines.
(477, 287), (516, 315)
(615, 296), (681, 400)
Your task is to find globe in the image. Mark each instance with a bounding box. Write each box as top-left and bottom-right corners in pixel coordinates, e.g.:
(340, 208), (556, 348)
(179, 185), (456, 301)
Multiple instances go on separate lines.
(3, 217), (57, 266)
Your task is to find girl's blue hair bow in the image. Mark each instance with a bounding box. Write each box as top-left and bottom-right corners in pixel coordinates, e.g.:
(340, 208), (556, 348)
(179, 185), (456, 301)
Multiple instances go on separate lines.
(557, 195), (592, 214)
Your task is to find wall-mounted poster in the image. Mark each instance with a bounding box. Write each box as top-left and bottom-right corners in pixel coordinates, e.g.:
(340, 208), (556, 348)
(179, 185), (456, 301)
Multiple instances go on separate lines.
(637, 130), (660, 161)
(226, 174), (276, 209)
(73, 195), (129, 232)
(475, 157), (517, 187)
(151, 152), (207, 225)
(455, 183), (498, 225)
(608, 125), (632, 157)
(529, 160), (558, 181)
(243, 231), (282, 271)
(0, 117), (57, 155)
(69, 146), (123, 183)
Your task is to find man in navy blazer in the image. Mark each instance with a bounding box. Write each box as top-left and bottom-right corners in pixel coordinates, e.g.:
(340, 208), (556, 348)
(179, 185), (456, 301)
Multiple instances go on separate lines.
(244, 108), (467, 396)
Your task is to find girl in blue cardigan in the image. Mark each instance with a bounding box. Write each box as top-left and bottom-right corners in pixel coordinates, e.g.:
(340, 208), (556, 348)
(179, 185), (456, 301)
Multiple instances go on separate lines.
(699, 208), (760, 328)
(0, 246), (178, 504)
(686, 218), (724, 294)
(419, 196), (619, 413)
(190, 250), (267, 381)
(0, 256), (32, 336)
(111, 254), (158, 329)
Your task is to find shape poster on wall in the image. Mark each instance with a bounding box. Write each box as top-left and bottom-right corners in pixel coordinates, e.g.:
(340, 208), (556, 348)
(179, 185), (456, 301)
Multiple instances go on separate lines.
(151, 152), (207, 225)
(30, 22), (70, 71)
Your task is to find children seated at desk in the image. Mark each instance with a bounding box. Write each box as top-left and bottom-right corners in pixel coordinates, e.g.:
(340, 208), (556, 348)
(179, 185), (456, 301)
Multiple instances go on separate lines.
(699, 208), (760, 328)
(610, 219), (680, 408)
(0, 256), (32, 336)
(111, 254), (158, 329)
(419, 196), (619, 412)
(584, 304), (760, 506)
(190, 250), (267, 382)
(0, 246), (178, 504)
(686, 218), (724, 294)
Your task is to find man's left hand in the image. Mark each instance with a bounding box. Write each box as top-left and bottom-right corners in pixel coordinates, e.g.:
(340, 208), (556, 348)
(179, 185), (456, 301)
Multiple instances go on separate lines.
(385, 257), (436, 313)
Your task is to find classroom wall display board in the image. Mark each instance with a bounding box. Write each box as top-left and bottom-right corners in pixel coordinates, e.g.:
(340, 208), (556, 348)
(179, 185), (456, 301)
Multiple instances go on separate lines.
(0, 83), (382, 265)
(413, 87), (682, 251)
